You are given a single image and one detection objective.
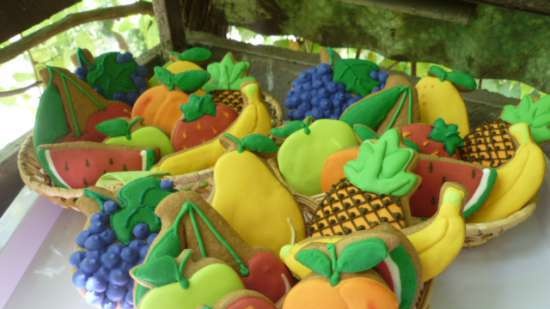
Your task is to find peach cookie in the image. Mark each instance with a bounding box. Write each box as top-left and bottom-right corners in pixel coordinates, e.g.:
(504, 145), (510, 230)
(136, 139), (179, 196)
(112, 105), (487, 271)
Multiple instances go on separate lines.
(283, 227), (421, 309)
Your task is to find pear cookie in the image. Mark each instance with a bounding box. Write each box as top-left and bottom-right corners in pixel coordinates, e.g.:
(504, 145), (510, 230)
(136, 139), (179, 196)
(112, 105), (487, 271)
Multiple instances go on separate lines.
(212, 133), (306, 253)
(135, 191), (295, 306)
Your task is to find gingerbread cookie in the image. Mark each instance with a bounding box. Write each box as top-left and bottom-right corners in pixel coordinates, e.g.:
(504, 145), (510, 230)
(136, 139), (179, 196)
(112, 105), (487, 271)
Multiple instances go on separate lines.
(149, 47), (211, 86)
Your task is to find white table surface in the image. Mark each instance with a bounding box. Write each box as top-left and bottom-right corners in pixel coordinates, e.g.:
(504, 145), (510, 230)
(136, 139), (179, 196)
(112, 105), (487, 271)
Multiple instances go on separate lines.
(2, 178), (550, 309)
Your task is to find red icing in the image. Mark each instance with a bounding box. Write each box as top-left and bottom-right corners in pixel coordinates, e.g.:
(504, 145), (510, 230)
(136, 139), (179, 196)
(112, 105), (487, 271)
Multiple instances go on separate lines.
(401, 123), (458, 158)
(375, 262), (395, 292)
(48, 144), (154, 188)
(226, 297), (277, 309)
(242, 251), (295, 303)
(170, 103), (237, 151)
(63, 102), (130, 142)
(410, 156), (481, 217)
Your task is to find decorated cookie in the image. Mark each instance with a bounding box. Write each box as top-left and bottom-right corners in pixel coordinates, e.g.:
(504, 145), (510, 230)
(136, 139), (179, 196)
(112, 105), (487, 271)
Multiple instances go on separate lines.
(34, 66), (131, 148)
(75, 48), (149, 105)
(207, 290), (277, 309)
(149, 47), (212, 86)
(282, 226), (422, 309)
(285, 49), (387, 120)
(97, 117), (174, 156)
(170, 94), (238, 151)
(462, 95), (550, 168)
(400, 118), (464, 158)
(211, 133), (305, 253)
(309, 129), (419, 237)
(469, 123), (546, 222)
(339, 73), (419, 133)
(416, 66), (475, 137)
(37, 142), (157, 188)
(69, 176), (174, 308)
(134, 191), (295, 306)
(275, 118), (359, 196)
(154, 82), (272, 175)
(132, 67), (210, 134)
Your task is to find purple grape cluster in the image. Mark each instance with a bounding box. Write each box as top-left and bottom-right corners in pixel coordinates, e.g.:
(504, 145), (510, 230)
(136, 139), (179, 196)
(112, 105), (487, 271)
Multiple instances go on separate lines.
(70, 199), (157, 309)
(284, 64), (390, 120)
(75, 52), (149, 106)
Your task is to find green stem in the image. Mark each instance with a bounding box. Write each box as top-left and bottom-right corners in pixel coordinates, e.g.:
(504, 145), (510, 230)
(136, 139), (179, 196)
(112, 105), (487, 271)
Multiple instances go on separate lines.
(188, 207), (208, 258)
(58, 69), (82, 137)
(177, 250), (193, 289)
(126, 116), (143, 140)
(407, 88), (413, 124)
(386, 87), (408, 129)
(303, 116), (314, 135)
(223, 133), (245, 153)
(327, 243), (340, 286)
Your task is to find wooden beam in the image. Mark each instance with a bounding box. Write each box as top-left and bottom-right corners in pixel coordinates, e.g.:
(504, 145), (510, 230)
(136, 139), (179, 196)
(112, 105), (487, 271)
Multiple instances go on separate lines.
(0, 2), (153, 65)
(466, 0), (550, 15)
(339, 0), (476, 24)
(153, 0), (187, 58)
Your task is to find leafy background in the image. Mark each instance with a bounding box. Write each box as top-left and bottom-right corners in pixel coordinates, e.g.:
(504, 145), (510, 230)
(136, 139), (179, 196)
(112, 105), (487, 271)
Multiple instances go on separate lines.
(0, 0), (544, 149)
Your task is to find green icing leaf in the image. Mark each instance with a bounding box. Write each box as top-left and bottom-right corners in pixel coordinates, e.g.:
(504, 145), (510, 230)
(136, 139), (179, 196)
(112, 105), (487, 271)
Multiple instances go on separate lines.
(177, 47), (212, 62)
(86, 51), (140, 98)
(271, 117), (313, 138)
(353, 124), (379, 141)
(328, 48), (341, 65)
(429, 118), (464, 155)
(296, 248), (332, 278)
(83, 189), (110, 209)
(174, 70), (210, 93)
(96, 118), (131, 138)
(501, 95), (550, 143)
(241, 134), (279, 154)
(132, 256), (180, 287)
(332, 57), (380, 96)
(428, 66), (477, 91)
(203, 53), (256, 92)
(336, 238), (388, 273)
(344, 129), (419, 197)
(181, 94), (216, 122)
(155, 66), (175, 90)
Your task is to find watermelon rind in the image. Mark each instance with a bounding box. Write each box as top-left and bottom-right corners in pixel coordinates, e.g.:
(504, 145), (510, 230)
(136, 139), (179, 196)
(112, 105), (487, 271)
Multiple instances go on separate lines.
(462, 168), (497, 218)
(37, 145), (71, 188)
(377, 245), (419, 309)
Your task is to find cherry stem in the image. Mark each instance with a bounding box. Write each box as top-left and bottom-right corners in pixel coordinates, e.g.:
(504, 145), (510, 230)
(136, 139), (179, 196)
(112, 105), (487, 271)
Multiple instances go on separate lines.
(177, 250), (193, 289)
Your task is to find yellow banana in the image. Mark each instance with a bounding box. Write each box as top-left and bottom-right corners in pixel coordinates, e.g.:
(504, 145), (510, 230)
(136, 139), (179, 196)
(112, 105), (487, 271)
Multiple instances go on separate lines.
(153, 82), (272, 175)
(405, 183), (466, 282)
(468, 123), (545, 222)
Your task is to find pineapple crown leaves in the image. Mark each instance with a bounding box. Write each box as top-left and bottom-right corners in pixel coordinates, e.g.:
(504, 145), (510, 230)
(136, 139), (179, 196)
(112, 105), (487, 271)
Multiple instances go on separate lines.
(132, 250), (193, 289)
(96, 116), (143, 140)
(181, 94), (217, 122)
(296, 239), (389, 286)
(428, 66), (477, 91)
(203, 53), (256, 92)
(328, 48), (380, 96)
(500, 95), (550, 143)
(154, 66), (210, 92)
(171, 47), (213, 63)
(271, 116), (314, 138)
(344, 129), (420, 197)
(223, 133), (279, 154)
(428, 118), (464, 155)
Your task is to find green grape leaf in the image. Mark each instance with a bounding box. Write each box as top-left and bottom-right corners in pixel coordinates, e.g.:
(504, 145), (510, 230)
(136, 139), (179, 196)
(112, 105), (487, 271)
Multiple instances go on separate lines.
(155, 66), (176, 90)
(174, 70), (210, 93)
(428, 66), (477, 91)
(336, 238), (388, 273)
(501, 95), (550, 143)
(131, 256), (179, 288)
(296, 248), (332, 278)
(96, 118), (130, 138)
(203, 53), (256, 92)
(242, 134), (279, 154)
(353, 124), (379, 141)
(332, 58), (380, 96)
(328, 48), (341, 65)
(181, 94), (217, 122)
(429, 118), (464, 155)
(344, 129), (419, 197)
(177, 47), (212, 62)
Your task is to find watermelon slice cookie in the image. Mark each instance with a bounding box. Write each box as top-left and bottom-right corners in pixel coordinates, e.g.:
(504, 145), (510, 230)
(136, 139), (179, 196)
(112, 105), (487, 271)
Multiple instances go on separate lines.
(37, 142), (157, 189)
(400, 118), (464, 158)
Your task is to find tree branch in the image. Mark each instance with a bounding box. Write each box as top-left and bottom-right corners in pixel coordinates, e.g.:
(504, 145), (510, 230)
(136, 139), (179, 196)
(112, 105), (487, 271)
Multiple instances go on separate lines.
(0, 1), (153, 65)
(0, 81), (41, 97)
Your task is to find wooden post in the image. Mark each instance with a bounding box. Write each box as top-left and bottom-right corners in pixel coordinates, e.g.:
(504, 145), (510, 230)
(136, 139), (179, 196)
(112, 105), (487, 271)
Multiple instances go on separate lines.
(153, 0), (188, 58)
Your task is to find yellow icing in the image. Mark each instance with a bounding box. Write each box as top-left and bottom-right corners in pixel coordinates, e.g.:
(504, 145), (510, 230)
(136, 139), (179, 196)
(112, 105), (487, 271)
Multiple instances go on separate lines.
(279, 236), (342, 279)
(212, 151), (305, 253)
(468, 123), (545, 222)
(138, 263), (243, 309)
(104, 127), (174, 156)
(153, 82), (271, 175)
(416, 76), (470, 136)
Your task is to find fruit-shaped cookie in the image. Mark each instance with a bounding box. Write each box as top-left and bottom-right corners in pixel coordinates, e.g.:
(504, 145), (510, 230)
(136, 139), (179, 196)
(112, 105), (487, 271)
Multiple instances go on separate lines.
(154, 82), (272, 175)
(400, 118), (464, 158)
(282, 226), (422, 309)
(170, 94), (238, 151)
(37, 142), (157, 188)
(339, 73), (419, 133)
(75, 48), (149, 105)
(309, 129), (420, 237)
(275, 118), (359, 196)
(211, 133), (305, 253)
(69, 176), (174, 308)
(203, 52), (256, 113)
(132, 67), (210, 134)
(97, 117), (174, 156)
(134, 191), (295, 305)
(285, 49), (386, 120)
(149, 47), (212, 86)
(462, 94), (550, 168)
(209, 290), (277, 309)
(34, 66), (131, 149)
(416, 66), (476, 137)
(468, 123), (546, 222)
